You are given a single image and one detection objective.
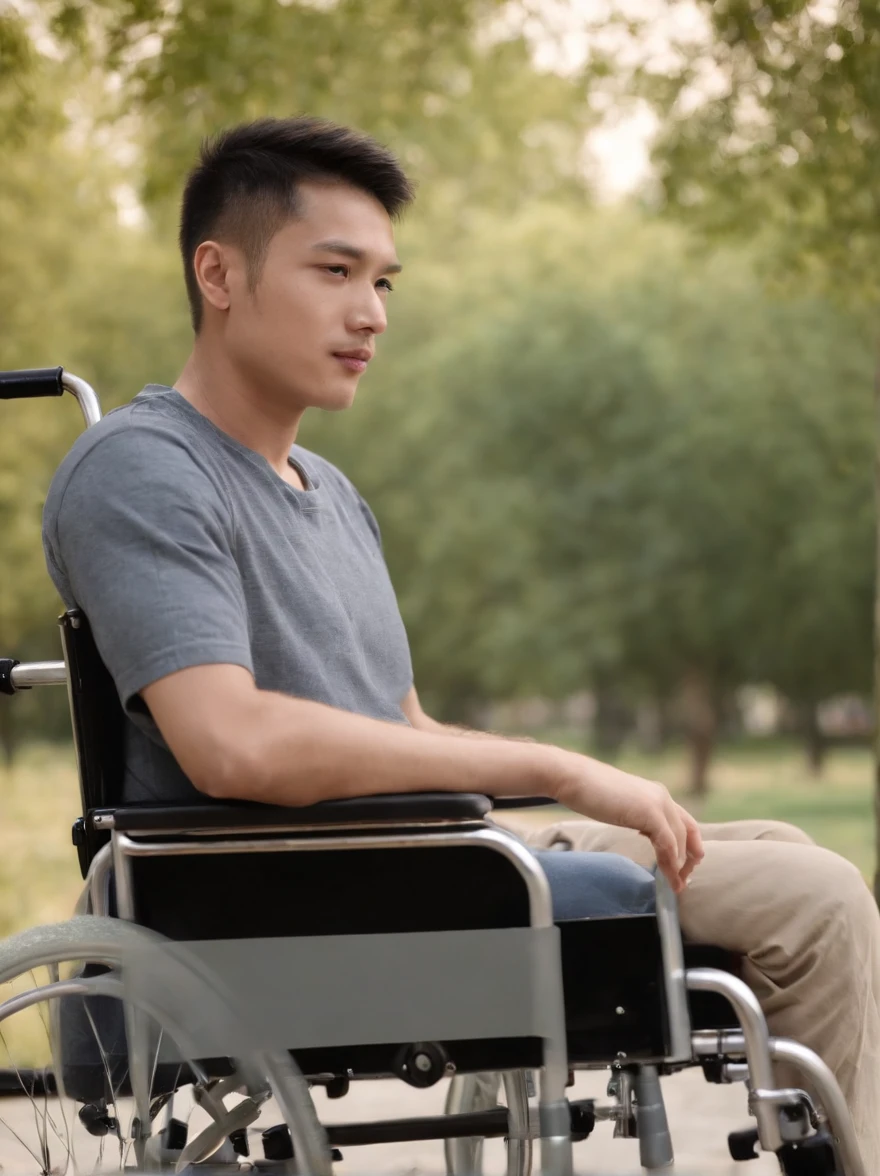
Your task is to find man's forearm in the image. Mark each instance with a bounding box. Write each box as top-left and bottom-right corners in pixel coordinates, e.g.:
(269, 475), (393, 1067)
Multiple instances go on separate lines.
(187, 682), (702, 894)
(209, 689), (561, 807)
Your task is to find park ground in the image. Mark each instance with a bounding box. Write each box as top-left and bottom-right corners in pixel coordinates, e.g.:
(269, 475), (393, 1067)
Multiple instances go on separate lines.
(0, 737), (871, 1173)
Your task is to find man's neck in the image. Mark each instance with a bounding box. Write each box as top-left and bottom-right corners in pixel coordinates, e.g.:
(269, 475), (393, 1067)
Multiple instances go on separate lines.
(174, 347), (304, 478)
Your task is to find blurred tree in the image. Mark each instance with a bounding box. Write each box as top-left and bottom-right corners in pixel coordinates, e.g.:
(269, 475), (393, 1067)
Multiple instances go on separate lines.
(0, 57), (188, 758)
(0, 7), (45, 147)
(594, 0), (880, 867)
(320, 206), (873, 792)
(624, 0), (880, 295)
(26, 0), (593, 219)
(0, 0), (595, 750)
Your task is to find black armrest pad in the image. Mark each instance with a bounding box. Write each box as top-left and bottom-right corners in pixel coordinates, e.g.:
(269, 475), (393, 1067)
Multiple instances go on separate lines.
(491, 796), (558, 810)
(102, 792), (493, 833)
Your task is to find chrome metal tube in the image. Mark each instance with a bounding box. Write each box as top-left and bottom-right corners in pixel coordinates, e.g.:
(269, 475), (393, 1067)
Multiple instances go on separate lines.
(111, 832), (153, 1144)
(691, 1028), (746, 1056)
(686, 968), (782, 1152)
(503, 1070), (533, 1176)
(87, 842), (114, 916)
(0, 974), (123, 1024)
(770, 1038), (867, 1176)
(654, 874), (692, 1062)
(633, 1065), (674, 1169)
(9, 660), (67, 688)
(62, 372), (102, 428)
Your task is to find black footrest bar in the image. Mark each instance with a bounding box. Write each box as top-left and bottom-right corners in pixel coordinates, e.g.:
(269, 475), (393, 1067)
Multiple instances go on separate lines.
(262, 1099), (596, 1151)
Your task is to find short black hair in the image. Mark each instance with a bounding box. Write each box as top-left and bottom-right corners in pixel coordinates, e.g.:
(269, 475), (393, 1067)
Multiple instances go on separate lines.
(179, 116), (415, 332)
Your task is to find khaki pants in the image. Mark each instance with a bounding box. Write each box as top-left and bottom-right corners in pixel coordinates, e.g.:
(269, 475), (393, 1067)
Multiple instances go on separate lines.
(495, 814), (880, 1170)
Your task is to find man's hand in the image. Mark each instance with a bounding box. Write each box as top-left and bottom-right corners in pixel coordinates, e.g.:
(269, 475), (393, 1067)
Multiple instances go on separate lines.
(402, 685), (704, 893)
(551, 748), (704, 894)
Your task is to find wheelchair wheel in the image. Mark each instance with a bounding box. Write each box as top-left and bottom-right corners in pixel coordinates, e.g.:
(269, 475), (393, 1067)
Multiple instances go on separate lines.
(0, 916), (331, 1174)
(445, 1070), (533, 1176)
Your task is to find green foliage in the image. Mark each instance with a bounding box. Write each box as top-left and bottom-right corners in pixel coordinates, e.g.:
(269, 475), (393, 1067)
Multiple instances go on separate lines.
(0, 8), (44, 146)
(1, 0), (873, 750)
(32, 0), (592, 217)
(0, 62), (189, 677)
(304, 204), (875, 719)
(615, 0), (880, 297)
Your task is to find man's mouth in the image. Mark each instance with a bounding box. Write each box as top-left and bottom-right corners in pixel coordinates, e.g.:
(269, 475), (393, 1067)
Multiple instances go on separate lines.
(333, 349), (372, 374)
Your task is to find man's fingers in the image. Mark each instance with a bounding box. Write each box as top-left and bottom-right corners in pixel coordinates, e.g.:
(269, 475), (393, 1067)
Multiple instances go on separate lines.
(684, 813), (704, 862)
(650, 824), (685, 892)
(678, 811), (705, 884)
(668, 804), (689, 871)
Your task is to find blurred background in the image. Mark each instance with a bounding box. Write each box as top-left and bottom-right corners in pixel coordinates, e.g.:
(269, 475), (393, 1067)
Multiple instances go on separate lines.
(1, 0), (878, 935)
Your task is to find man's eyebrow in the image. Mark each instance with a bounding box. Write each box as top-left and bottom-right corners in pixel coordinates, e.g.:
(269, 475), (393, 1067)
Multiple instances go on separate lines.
(311, 238), (402, 273)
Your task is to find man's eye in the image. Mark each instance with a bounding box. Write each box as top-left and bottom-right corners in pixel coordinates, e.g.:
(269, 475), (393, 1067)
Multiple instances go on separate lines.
(325, 265), (349, 277)
(377, 278), (394, 292)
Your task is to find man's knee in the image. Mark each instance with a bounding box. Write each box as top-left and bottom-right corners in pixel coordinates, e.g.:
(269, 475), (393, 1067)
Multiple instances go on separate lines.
(746, 844), (876, 971)
(697, 818), (816, 847)
(809, 847), (874, 921)
(752, 819), (816, 847)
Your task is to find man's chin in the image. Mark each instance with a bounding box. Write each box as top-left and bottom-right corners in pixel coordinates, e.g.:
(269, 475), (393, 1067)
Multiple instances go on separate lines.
(311, 381), (359, 412)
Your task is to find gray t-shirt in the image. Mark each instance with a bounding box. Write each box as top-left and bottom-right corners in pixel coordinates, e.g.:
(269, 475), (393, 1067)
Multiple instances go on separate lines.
(42, 384), (414, 803)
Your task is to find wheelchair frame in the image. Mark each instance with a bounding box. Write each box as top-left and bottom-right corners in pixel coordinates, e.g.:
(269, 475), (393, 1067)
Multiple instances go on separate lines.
(0, 366), (868, 1176)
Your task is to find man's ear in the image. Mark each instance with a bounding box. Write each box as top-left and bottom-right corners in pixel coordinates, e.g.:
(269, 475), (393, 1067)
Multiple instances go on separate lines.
(192, 240), (233, 313)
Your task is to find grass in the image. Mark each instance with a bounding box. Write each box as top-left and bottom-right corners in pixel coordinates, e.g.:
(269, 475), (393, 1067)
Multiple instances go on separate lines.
(0, 743), (85, 940)
(0, 743), (85, 1066)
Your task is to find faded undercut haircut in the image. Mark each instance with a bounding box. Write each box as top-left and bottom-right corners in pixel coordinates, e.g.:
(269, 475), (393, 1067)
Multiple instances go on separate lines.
(179, 116), (415, 332)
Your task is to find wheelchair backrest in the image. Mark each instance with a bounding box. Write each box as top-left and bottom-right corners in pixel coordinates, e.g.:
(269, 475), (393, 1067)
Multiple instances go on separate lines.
(59, 608), (126, 874)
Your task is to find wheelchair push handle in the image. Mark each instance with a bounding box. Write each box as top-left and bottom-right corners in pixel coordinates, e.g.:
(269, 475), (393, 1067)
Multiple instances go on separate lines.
(0, 367), (102, 427)
(0, 367), (64, 399)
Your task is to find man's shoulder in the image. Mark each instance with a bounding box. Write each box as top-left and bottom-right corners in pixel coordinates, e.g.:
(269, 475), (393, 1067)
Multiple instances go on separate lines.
(44, 387), (227, 529)
(51, 388), (215, 486)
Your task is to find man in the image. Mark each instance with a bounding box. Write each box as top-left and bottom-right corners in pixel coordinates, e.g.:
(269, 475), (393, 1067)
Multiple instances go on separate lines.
(42, 116), (878, 1165)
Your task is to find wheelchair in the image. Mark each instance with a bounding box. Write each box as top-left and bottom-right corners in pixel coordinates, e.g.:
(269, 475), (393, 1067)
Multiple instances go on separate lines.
(0, 366), (867, 1176)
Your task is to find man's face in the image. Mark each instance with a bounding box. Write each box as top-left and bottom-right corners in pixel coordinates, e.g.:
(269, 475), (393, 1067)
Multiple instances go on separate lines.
(220, 181), (401, 412)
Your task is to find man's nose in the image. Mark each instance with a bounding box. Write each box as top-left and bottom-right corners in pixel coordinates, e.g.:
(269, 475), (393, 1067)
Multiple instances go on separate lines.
(350, 287), (388, 336)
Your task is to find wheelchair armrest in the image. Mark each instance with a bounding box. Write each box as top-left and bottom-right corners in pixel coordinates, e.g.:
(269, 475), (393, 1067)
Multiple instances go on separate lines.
(491, 796), (558, 809)
(98, 792), (493, 834)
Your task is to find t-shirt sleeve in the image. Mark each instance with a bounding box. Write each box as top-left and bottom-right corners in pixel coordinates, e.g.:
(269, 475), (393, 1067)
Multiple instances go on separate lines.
(43, 427), (253, 716)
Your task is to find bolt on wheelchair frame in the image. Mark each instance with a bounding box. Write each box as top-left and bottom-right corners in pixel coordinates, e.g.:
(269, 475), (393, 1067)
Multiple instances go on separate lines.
(0, 366), (869, 1176)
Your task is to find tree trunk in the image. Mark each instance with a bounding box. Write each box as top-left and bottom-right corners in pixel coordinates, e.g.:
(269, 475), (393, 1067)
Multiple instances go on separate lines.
(635, 699), (664, 754)
(592, 683), (632, 760)
(799, 701), (827, 778)
(680, 667), (719, 798)
(873, 341), (880, 905)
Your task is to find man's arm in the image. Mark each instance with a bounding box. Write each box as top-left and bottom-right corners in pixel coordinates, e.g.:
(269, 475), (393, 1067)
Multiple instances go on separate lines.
(142, 665), (703, 893)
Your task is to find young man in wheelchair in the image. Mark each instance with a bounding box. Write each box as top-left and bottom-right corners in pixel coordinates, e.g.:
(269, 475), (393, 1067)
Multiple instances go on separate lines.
(41, 116), (880, 1168)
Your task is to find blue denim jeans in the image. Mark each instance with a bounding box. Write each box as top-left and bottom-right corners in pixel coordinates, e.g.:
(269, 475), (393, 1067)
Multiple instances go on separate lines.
(533, 850), (656, 921)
